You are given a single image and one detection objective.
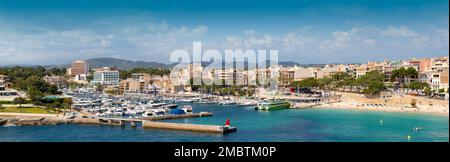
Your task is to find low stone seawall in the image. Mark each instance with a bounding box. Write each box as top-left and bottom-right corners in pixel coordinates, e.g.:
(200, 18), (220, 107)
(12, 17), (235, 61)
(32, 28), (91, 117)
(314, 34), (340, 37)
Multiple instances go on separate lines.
(0, 112), (215, 127)
(0, 117), (68, 126)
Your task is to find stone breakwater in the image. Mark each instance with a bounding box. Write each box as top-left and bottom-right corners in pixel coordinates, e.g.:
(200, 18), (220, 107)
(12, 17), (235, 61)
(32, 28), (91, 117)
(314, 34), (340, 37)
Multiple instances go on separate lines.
(0, 116), (77, 126)
(0, 112), (237, 134)
(0, 112), (214, 127)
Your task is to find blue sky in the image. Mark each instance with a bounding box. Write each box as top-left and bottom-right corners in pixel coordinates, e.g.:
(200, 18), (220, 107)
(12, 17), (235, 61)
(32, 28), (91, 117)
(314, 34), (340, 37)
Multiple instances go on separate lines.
(0, 0), (448, 65)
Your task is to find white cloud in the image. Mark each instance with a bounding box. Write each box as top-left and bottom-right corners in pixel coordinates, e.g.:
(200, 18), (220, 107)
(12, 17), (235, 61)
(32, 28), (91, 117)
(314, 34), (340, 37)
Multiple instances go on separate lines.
(0, 18), (210, 65)
(0, 13), (448, 65)
(332, 31), (351, 42)
(224, 31), (275, 49)
(380, 26), (417, 37)
(363, 39), (377, 47)
(282, 32), (316, 52)
(226, 36), (243, 46)
(244, 34), (273, 47)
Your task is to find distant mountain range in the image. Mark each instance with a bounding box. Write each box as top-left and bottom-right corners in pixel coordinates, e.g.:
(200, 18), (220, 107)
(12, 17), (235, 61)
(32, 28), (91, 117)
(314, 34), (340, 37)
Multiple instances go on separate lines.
(1, 57), (329, 70)
(49, 58), (169, 70)
(85, 58), (169, 69)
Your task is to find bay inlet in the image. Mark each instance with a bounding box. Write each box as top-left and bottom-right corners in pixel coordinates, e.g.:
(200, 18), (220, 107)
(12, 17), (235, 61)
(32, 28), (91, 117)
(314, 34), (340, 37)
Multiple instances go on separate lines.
(0, 104), (448, 142)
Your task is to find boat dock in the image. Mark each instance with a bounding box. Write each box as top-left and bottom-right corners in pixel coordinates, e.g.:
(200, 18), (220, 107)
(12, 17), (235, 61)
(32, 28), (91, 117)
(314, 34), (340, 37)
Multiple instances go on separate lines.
(91, 117), (236, 134)
(1, 111), (235, 134)
(142, 121), (236, 134)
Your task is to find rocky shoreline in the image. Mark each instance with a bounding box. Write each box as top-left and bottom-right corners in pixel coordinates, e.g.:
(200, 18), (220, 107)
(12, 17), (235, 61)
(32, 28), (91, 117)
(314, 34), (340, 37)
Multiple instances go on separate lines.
(0, 116), (74, 126)
(0, 113), (109, 127)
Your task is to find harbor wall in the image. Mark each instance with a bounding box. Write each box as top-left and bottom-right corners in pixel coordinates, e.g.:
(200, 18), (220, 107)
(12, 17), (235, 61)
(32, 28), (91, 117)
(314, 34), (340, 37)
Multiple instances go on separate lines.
(1, 112), (236, 134)
(142, 121), (234, 134)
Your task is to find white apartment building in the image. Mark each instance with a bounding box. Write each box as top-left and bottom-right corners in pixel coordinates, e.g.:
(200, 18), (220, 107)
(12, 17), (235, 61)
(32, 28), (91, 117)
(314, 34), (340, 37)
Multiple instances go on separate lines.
(91, 67), (120, 86)
(430, 57), (449, 91)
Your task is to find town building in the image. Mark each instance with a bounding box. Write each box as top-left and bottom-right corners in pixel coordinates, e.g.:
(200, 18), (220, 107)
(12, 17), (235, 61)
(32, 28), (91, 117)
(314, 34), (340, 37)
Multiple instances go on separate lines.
(0, 83), (5, 91)
(0, 75), (11, 83)
(70, 60), (89, 75)
(43, 75), (65, 87)
(132, 73), (151, 81)
(430, 57), (449, 91)
(120, 73), (153, 94)
(0, 80), (19, 101)
(91, 67), (120, 86)
(278, 66), (296, 88)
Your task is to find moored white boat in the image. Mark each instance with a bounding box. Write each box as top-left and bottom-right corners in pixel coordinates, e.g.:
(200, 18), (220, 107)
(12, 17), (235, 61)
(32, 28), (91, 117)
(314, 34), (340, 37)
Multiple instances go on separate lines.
(181, 105), (193, 113)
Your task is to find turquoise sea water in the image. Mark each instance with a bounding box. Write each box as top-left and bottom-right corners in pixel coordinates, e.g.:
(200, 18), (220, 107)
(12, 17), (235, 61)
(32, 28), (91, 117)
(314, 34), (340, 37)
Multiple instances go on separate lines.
(0, 104), (448, 142)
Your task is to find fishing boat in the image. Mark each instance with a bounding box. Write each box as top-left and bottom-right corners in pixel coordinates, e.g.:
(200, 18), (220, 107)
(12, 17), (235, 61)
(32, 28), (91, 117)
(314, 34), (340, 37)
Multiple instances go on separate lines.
(257, 100), (291, 111)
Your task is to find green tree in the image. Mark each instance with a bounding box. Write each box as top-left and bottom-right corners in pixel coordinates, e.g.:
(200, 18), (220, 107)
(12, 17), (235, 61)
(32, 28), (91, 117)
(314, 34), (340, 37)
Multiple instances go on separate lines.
(424, 87), (432, 95)
(86, 75), (93, 82)
(27, 86), (44, 102)
(407, 81), (429, 90)
(46, 67), (66, 76)
(95, 83), (104, 92)
(119, 70), (132, 79)
(291, 78), (318, 88)
(391, 67), (418, 87)
(63, 98), (73, 109)
(48, 85), (60, 94)
(406, 68), (417, 76)
(362, 80), (386, 96)
(357, 71), (386, 96)
(13, 97), (27, 108)
(317, 77), (334, 90)
(331, 72), (351, 81)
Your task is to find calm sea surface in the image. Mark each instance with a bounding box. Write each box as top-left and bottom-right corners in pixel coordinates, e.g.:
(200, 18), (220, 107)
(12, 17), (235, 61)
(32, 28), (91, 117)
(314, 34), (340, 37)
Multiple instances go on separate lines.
(1, 104), (448, 142)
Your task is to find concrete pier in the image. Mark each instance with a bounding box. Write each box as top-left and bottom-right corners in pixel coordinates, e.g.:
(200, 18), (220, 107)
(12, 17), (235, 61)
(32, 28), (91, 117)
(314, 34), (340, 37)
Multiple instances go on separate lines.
(94, 117), (236, 134)
(142, 121), (237, 134)
(1, 111), (236, 134)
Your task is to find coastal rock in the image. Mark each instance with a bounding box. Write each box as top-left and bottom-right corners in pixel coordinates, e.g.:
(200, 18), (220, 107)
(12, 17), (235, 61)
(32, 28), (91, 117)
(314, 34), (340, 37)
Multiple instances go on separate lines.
(0, 119), (7, 126)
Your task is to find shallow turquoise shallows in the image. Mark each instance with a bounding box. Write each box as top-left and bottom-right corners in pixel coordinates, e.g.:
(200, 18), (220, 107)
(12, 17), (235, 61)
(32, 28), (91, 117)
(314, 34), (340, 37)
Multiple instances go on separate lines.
(0, 104), (448, 142)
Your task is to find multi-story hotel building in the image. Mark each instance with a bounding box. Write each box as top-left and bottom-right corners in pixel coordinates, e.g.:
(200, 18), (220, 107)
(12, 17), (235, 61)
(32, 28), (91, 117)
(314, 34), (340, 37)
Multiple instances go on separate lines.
(71, 60), (89, 75)
(91, 67), (120, 86)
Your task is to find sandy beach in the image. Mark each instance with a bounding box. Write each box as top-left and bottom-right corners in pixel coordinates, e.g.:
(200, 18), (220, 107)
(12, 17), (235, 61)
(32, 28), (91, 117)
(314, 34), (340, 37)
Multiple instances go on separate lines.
(315, 92), (449, 116)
